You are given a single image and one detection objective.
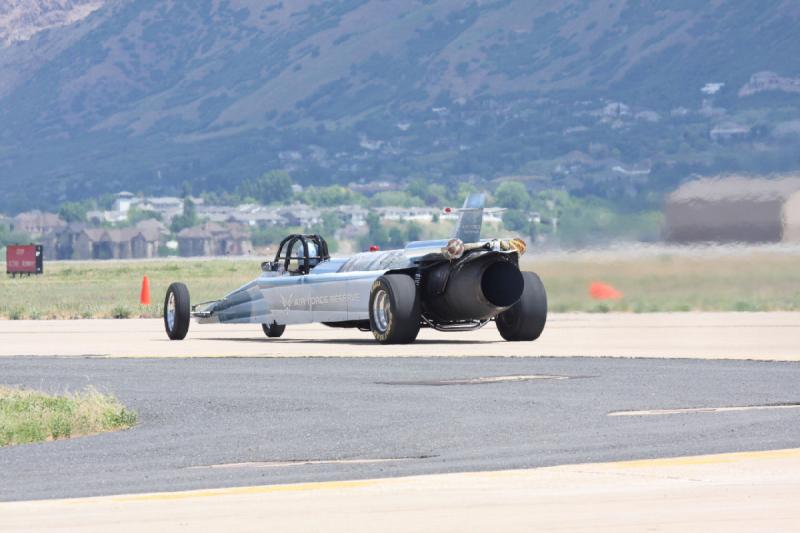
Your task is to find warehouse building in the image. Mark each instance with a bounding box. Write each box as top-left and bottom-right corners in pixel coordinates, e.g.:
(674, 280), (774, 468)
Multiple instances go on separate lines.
(664, 175), (800, 243)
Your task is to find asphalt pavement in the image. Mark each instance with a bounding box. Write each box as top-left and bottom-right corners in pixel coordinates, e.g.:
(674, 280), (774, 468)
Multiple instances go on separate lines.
(2, 355), (800, 502)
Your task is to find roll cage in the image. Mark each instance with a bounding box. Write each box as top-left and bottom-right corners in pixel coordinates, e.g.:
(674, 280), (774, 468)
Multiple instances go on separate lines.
(265, 234), (331, 275)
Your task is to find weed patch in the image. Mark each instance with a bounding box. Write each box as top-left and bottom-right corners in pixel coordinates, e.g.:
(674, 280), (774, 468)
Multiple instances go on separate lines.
(0, 387), (137, 447)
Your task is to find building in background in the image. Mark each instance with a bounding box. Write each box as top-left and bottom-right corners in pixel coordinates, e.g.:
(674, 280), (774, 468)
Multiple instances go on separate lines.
(177, 223), (253, 257)
(665, 175), (800, 243)
(11, 210), (65, 236)
(41, 220), (166, 260)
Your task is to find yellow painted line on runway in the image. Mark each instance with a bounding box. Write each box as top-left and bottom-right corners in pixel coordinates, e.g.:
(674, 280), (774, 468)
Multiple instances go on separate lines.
(58, 448), (800, 505)
(111, 479), (374, 502)
(609, 403), (800, 417)
(607, 448), (800, 469)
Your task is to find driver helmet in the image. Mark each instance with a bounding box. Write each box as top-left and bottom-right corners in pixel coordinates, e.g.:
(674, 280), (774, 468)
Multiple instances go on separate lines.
(306, 241), (320, 268)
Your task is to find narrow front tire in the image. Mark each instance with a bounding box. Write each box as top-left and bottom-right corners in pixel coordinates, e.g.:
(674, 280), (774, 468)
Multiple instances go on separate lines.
(164, 282), (191, 340)
(262, 323), (286, 338)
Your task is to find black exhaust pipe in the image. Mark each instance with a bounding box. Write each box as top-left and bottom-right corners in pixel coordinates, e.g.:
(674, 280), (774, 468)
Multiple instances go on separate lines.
(423, 254), (524, 321)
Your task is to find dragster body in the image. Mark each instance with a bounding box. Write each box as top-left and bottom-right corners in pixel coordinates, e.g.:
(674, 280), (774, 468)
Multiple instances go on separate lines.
(164, 194), (548, 344)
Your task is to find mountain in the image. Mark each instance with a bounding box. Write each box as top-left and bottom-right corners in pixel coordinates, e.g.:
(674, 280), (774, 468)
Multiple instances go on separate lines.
(1, 0), (800, 212)
(0, 0), (104, 47)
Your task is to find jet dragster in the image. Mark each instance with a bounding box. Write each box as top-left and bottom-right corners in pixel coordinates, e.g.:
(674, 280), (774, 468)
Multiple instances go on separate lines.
(163, 194), (547, 344)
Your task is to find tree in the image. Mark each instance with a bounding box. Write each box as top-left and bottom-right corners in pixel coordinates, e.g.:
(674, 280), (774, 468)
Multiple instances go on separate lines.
(0, 225), (30, 247)
(304, 185), (366, 207)
(406, 222), (422, 242)
(309, 211), (343, 252)
(181, 181), (193, 198)
(360, 211), (389, 250)
(369, 191), (424, 207)
(170, 198), (199, 233)
(237, 170), (293, 205)
(503, 209), (530, 234)
(494, 181), (530, 210)
(387, 226), (405, 248)
(58, 201), (89, 223)
(456, 183), (479, 205)
(127, 206), (162, 225)
(406, 178), (444, 205)
(251, 225), (287, 247)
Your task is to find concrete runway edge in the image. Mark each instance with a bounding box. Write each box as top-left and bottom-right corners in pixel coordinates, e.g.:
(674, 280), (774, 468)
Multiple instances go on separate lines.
(2, 448), (799, 532)
(1, 312), (799, 360)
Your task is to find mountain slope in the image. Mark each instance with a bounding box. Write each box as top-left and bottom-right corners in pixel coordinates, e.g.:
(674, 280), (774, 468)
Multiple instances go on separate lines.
(1, 0), (800, 211)
(0, 0), (104, 47)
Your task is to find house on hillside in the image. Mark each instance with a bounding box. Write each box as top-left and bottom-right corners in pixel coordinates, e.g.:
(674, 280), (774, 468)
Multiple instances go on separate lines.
(665, 176), (800, 243)
(336, 205), (369, 226)
(348, 181), (398, 196)
(177, 223), (253, 257)
(42, 223), (163, 260)
(177, 227), (214, 257)
(86, 210), (117, 224)
(135, 219), (170, 241)
(12, 210), (66, 236)
(113, 191), (137, 213)
(375, 206), (440, 222)
(224, 205), (287, 228)
(278, 204), (321, 227)
(216, 226), (253, 256)
(138, 197), (186, 222)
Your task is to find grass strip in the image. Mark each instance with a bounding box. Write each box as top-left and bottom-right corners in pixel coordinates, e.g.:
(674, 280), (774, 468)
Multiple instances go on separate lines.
(1, 250), (799, 318)
(0, 386), (137, 447)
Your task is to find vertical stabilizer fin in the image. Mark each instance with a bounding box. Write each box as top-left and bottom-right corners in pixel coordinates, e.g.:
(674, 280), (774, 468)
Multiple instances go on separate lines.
(454, 193), (485, 243)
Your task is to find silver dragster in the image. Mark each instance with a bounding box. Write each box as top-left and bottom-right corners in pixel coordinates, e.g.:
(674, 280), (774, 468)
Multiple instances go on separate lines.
(163, 194), (547, 344)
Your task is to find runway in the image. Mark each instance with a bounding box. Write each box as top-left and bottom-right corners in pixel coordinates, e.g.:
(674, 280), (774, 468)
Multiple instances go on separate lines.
(4, 449), (800, 532)
(1, 312), (799, 359)
(1, 314), (799, 531)
(2, 355), (800, 502)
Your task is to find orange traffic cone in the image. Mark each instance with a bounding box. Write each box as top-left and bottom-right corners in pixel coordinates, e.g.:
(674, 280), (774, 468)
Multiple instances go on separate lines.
(589, 282), (623, 300)
(140, 276), (151, 305)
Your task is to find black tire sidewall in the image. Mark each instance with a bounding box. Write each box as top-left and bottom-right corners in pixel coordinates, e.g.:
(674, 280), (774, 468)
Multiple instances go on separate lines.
(262, 323), (286, 338)
(164, 282), (191, 340)
(369, 274), (421, 344)
(496, 271), (547, 341)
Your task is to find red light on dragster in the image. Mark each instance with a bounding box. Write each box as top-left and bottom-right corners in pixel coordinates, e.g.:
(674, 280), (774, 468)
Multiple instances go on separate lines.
(369, 245), (380, 252)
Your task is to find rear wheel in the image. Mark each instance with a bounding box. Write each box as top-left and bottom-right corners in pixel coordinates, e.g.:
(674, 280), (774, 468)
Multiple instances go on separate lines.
(164, 282), (190, 340)
(262, 323), (286, 338)
(496, 272), (547, 341)
(369, 274), (421, 344)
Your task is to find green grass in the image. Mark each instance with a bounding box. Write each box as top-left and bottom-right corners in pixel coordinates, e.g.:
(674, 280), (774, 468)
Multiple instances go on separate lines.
(0, 387), (137, 447)
(1, 250), (799, 319)
(524, 251), (800, 313)
(0, 259), (259, 319)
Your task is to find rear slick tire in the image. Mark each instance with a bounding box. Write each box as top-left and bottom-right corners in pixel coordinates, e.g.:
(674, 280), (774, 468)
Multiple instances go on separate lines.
(164, 282), (191, 340)
(495, 271), (547, 342)
(369, 274), (421, 344)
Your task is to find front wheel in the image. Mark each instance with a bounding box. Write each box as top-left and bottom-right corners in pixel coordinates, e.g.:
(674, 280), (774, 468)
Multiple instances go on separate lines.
(262, 323), (286, 338)
(496, 272), (547, 341)
(369, 274), (421, 344)
(164, 282), (191, 340)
